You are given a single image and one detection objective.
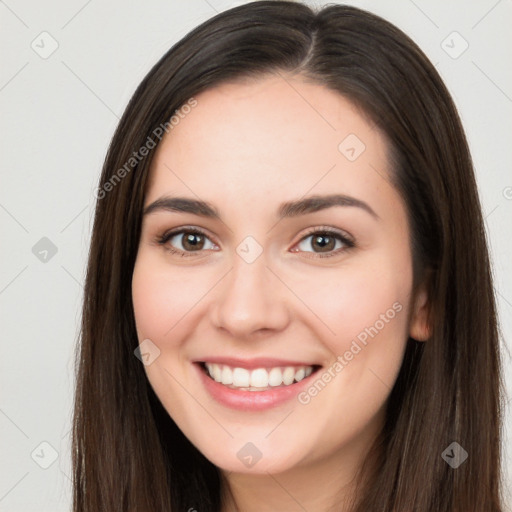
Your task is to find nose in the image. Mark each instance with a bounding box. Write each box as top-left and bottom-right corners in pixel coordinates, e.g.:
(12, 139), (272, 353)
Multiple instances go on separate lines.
(210, 253), (291, 339)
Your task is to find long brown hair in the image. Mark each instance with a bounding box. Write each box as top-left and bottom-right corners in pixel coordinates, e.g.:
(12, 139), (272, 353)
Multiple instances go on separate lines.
(72, 2), (505, 510)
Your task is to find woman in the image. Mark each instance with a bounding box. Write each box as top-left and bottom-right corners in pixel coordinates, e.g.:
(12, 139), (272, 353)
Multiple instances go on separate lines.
(72, 1), (505, 510)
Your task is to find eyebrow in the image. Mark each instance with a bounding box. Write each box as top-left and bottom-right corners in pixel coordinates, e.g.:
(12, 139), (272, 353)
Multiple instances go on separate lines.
(143, 194), (379, 220)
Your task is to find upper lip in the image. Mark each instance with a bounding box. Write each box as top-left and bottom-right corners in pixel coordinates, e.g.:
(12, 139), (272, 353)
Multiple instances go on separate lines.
(195, 356), (320, 370)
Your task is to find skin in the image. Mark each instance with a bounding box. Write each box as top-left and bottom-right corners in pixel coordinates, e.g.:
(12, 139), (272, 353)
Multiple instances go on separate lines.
(131, 73), (430, 512)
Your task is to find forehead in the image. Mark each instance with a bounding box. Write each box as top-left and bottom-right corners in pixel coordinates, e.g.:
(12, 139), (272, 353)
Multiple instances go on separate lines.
(145, 74), (394, 214)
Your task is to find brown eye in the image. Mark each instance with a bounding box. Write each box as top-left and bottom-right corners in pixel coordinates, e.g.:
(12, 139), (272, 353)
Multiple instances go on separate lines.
(181, 232), (206, 251)
(294, 229), (354, 257)
(310, 233), (336, 252)
(158, 228), (216, 255)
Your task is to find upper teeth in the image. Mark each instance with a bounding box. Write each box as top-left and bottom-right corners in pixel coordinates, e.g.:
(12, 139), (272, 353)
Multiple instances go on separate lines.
(204, 363), (314, 390)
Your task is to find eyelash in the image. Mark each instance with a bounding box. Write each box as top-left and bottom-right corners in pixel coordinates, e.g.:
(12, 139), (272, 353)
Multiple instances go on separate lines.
(156, 225), (355, 259)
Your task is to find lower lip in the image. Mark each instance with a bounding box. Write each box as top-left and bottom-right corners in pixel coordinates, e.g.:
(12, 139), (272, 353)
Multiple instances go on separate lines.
(195, 363), (318, 411)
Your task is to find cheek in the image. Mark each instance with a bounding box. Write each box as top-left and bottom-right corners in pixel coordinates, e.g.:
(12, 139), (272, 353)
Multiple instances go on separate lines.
(131, 257), (207, 341)
(291, 258), (410, 345)
(292, 268), (410, 447)
(132, 266), (171, 340)
(131, 257), (202, 414)
(290, 251), (412, 406)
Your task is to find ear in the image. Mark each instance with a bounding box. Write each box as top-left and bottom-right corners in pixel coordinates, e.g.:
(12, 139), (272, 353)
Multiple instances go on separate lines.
(409, 281), (431, 342)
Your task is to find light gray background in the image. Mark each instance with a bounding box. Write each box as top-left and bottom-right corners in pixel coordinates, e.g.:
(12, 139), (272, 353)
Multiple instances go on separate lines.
(1, 0), (511, 510)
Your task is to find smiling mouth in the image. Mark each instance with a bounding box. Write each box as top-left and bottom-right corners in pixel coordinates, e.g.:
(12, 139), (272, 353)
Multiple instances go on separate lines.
(199, 362), (322, 392)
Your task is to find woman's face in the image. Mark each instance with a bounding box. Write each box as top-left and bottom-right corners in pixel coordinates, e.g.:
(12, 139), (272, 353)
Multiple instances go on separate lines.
(132, 74), (428, 477)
